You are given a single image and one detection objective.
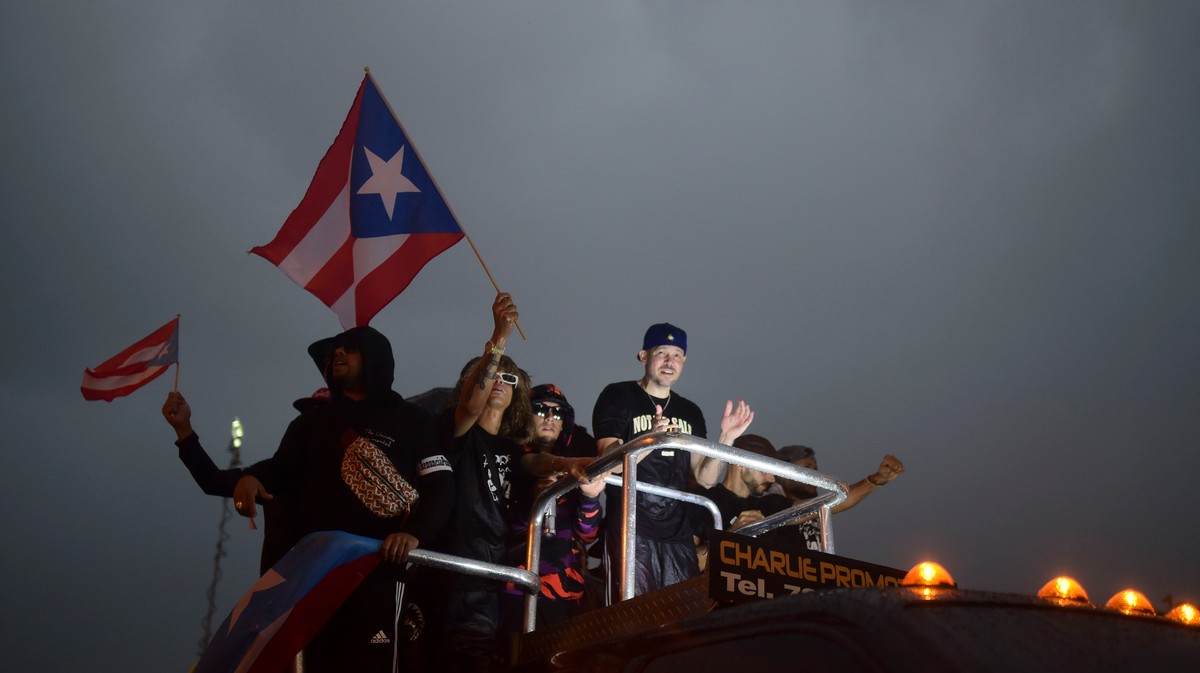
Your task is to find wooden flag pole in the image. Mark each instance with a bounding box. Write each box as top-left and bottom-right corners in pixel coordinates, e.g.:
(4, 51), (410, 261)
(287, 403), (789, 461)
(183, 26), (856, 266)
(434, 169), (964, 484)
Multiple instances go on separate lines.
(363, 67), (527, 340)
(462, 234), (526, 340)
(172, 313), (181, 391)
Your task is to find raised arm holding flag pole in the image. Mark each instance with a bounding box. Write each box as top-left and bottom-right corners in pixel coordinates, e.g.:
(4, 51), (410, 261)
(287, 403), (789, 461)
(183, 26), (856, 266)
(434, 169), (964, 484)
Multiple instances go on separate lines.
(252, 69), (525, 337)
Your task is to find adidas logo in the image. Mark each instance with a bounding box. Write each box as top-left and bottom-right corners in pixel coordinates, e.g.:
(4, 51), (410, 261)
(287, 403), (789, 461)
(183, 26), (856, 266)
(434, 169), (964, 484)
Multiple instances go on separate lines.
(370, 630), (391, 644)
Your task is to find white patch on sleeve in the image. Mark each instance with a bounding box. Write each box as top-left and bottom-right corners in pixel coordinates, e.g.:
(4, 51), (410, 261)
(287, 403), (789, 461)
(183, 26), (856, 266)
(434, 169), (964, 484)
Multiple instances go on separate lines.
(418, 454), (452, 476)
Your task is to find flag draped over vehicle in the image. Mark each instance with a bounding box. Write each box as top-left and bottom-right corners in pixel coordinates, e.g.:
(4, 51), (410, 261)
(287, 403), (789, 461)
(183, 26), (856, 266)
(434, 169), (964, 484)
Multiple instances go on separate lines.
(252, 73), (464, 328)
(80, 316), (179, 401)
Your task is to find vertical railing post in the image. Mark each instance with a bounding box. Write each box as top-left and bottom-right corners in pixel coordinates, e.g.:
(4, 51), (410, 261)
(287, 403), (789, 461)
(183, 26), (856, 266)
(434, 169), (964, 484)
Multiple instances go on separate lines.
(620, 451), (639, 601)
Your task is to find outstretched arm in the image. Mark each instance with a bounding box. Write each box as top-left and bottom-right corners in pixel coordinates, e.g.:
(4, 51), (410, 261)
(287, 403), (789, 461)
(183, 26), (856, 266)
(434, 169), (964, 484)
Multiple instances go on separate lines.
(164, 392), (246, 497)
(453, 292), (518, 438)
(832, 454), (905, 513)
(522, 453), (595, 481)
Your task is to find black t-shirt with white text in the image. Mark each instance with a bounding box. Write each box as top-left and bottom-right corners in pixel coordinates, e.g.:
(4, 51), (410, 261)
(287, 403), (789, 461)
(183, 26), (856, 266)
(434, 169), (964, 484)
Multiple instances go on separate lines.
(593, 380), (707, 542)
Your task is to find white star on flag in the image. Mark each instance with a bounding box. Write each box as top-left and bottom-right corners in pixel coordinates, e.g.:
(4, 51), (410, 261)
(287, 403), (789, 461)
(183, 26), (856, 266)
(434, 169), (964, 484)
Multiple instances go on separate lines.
(228, 569), (287, 632)
(356, 145), (420, 219)
(252, 75), (465, 328)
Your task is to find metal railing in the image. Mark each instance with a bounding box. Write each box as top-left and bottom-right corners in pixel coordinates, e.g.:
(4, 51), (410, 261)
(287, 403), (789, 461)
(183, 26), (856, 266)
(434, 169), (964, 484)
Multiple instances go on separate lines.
(405, 548), (540, 594)
(520, 431), (849, 632)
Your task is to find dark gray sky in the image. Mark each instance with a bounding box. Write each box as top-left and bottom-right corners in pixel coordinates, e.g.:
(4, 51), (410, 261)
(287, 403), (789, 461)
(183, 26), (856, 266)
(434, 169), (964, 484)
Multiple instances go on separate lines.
(3, 2), (1199, 670)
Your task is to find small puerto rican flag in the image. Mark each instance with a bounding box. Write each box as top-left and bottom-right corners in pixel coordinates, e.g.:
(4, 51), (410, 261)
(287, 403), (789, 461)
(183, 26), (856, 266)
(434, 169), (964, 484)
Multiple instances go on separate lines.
(80, 316), (179, 402)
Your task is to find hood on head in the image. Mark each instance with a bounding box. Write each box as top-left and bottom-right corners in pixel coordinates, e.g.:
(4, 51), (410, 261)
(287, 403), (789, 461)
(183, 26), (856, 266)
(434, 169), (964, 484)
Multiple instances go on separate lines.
(307, 326), (395, 400)
(530, 383), (581, 453)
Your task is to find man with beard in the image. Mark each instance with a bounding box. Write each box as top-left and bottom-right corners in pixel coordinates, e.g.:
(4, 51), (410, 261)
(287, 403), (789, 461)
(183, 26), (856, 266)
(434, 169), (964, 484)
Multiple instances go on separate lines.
(699, 434), (793, 530)
(592, 322), (754, 597)
(231, 326), (453, 672)
(502, 384), (604, 629)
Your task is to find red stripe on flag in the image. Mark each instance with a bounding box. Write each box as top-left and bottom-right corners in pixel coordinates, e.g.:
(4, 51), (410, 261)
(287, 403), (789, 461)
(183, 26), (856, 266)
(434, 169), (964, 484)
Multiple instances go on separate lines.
(251, 83), (364, 265)
(81, 365), (171, 401)
(352, 233), (464, 325)
(303, 236), (357, 307)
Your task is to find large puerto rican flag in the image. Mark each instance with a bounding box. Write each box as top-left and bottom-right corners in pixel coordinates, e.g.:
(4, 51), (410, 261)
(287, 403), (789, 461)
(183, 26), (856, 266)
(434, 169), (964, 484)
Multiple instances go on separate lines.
(80, 316), (179, 401)
(196, 531), (383, 673)
(252, 74), (465, 329)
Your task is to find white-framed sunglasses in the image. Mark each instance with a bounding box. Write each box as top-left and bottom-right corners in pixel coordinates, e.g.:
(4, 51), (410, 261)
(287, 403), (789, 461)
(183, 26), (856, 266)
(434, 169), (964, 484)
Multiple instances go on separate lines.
(497, 372), (519, 386)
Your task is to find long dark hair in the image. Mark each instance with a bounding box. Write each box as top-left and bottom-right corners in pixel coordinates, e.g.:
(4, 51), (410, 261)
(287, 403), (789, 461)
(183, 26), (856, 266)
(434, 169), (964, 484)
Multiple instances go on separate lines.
(449, 355), (533, 445)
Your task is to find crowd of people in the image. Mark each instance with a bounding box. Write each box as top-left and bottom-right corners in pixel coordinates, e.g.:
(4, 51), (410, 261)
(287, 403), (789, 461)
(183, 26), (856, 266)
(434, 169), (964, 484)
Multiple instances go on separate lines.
(161, 292), (905, 672)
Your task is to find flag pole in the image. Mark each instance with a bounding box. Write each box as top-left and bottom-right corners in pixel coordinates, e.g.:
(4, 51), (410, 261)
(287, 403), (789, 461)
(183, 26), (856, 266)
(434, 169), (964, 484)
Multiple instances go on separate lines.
(363, 67), (527, 339)
(460, 234), (526, 339)
(173, 314), (181, 391)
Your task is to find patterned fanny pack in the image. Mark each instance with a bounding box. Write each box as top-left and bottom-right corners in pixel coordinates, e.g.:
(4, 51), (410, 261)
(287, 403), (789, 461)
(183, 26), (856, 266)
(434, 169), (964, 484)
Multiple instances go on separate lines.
(340, 429), (419, 518)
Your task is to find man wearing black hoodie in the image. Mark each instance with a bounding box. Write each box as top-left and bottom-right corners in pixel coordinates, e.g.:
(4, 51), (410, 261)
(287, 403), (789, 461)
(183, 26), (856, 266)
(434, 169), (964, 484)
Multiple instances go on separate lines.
(233, 326), (453, 672)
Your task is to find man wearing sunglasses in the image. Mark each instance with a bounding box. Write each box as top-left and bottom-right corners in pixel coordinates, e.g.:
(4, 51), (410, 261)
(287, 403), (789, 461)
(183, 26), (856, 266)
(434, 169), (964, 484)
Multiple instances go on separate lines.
(438, 292), (538, 671)
(593, 323), (755, 598)
(226, 326), (453, 672)
(501, 384), (604, 628)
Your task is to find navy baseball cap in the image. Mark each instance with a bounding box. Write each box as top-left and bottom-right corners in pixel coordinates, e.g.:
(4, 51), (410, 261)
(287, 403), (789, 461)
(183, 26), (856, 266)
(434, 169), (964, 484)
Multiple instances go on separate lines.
(642, 323), (687, 354)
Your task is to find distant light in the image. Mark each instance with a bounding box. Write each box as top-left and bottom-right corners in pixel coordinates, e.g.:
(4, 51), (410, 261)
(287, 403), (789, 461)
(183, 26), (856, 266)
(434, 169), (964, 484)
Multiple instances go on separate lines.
(1165, 603), (1199, 626)
(1036, 576), (1091, 607)
(1104, 589), (1155, 617)
(231, 418), (244, 448)
(902, 561), (956, 599)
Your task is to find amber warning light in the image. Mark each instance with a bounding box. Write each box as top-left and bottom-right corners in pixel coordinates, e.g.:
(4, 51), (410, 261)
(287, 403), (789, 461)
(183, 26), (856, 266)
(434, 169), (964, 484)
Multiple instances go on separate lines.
(901, 561), (956, 599)
(1037, 576), (1091, 607)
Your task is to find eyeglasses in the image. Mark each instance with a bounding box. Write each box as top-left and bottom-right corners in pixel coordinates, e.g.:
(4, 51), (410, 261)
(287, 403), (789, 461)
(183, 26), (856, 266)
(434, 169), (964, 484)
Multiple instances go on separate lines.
(533, 404), (563, 421)
(497, 372), (519, 386)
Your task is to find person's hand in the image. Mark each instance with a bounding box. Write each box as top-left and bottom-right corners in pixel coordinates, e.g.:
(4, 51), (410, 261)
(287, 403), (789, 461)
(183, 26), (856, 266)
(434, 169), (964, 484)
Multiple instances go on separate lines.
(652, 404), (678, 432)
(380, 532), (419, 564)
(162, 392), (193, 440)
(233, 475), (273, 530)
(695, 536), (710, 572)
(490, 292), (519, 344)
(869, 455), (905, 485)
(718, 399), (754, 444)
(729, 509), (765, 531)
(580, 466), (612, 498)
(565, 457), (595, 483)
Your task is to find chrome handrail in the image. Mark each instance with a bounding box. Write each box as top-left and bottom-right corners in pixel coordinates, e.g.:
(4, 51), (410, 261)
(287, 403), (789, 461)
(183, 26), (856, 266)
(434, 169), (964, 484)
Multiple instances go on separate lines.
(520, 473), (725, 632)
(521, 431), (849, 628)
(730, 490), (841, 539)
(405, 548), (539, 594)
(603, 475), (724, 533)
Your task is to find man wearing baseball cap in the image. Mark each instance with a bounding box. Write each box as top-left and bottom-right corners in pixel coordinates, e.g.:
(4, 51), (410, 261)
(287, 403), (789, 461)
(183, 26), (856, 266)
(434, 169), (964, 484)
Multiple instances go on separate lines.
(592, 322), (754, 597)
